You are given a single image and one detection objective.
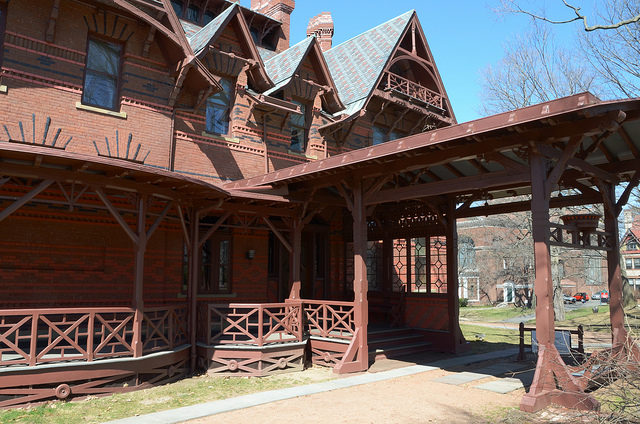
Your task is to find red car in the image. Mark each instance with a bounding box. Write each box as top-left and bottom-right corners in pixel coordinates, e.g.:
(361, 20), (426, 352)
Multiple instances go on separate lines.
(573, 292), (590, 302)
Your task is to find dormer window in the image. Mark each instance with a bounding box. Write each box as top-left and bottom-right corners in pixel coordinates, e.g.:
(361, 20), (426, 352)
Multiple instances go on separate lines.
(206, 78), (233, 135)
(82, 37), (122, 111)
(290, 101), (307, 153)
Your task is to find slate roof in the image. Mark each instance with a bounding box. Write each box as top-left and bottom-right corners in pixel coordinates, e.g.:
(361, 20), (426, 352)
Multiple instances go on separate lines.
(262, 36), (316, 96)
(324, 10), (414, 117)
(180, 20), (202, 38)
(257, 47), (278, 62)
(185, 4), (238, 56)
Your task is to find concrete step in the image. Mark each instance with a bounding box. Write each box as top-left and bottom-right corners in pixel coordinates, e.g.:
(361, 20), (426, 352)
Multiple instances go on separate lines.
(368, 341), (433, 361)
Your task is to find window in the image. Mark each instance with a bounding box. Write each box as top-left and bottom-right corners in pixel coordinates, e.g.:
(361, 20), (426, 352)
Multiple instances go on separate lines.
(186, 4), (200, 22)
(458, 236), (476, 271)
(206, 78), (233, 135)
(626, 258), (633, 269)
(200, 237), (232, 294)
(170, 0), (183, 17)
(82, 38), (122, 110)
(372, 126), (403, 146)
(372, 126), (386, 145)
(0, 3), (6, 68)
(635, 258), (640, 269)
(290, 101), (306, 152)
(628, 241), (638, 250)
(203, 10), (216, 25)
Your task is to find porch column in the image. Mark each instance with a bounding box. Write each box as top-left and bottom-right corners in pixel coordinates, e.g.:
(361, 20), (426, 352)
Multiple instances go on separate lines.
(446, 198), (465, 352)
(132, 195), (147, 358)
(188, 209), (200, 372)
(521, 152), (555, 410)
(352, 179), (369, 370)
(289, 218), (302, 299)
(602, 183), (627, 347)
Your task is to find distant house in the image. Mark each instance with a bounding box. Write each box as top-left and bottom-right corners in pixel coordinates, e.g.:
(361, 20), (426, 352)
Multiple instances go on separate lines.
(621, 210), (640, 296)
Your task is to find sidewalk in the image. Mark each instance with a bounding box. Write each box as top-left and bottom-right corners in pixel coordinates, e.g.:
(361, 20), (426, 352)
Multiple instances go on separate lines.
(104, 348), (520, 424)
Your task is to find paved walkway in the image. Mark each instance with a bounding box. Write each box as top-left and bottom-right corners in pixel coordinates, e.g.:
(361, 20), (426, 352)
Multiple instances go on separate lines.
(105, 348), (520, 424)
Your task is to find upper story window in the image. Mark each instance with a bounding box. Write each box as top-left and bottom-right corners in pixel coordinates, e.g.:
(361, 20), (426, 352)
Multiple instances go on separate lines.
(290, 101), (306, 152)
(186, 4), (200, 22)
(206, 78), (233, 135)
(82, 37), (122, 111)
(170, 0), (183, 18)
(203, 10), (215, 25)
(628, 241), (638, 250)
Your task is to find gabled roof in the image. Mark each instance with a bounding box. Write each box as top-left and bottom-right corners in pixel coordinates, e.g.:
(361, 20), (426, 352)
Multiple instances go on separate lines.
(263, 36), (316, 93)
(262, 36), (344, 112)
(324, 10), (414, 117)
(186, 5), (238, 56)
(181, 3), (273, 92)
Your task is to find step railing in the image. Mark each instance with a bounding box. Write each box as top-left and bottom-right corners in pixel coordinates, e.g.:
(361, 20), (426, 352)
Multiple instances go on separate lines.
(301, 299), (355, 341)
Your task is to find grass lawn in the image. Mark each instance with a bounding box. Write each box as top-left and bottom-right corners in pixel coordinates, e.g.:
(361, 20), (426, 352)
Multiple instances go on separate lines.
(460, 323), (520, 354)
(459, 305), (533, 322)
(0, 367), (335, 424)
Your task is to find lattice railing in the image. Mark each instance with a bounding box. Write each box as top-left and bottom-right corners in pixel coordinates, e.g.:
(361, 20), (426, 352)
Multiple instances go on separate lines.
(204, 303), (303, 346)
(0, 308), (135, 366)
(383, 72), (443, 109)
(302, 300), (355, 340)
(142, 305), (189, 354)
(0, 305), (190, 367)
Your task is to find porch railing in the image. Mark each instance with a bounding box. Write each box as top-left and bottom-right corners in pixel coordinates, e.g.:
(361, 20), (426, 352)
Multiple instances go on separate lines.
(383, 71), (443, 109)
(0, 305), (187, 367)
(203, 303), (304, 346)
(142, 305), (189, 354)
(302, 300), (355, 340)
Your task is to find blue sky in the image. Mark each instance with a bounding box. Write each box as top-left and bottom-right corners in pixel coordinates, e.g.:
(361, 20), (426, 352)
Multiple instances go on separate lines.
(240, 0), (592, 123)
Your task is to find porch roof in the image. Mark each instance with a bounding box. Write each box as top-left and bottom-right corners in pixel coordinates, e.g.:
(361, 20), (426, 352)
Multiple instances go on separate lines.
(0, 143), (230, 202)
(225, 93), (640, 210)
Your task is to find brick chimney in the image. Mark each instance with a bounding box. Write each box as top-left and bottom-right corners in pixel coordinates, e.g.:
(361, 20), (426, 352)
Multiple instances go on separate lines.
(251, 0), (295, 51)
(307, 12), (334, 52)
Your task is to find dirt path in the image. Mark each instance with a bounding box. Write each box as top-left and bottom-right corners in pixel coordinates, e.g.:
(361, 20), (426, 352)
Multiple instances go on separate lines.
(184, 367), (523, 424)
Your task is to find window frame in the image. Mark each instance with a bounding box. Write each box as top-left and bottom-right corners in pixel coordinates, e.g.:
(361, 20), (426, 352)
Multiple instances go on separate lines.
(626, 258), (633, 270)
(199, 235), (233, 295)
(205, 78), (234, 136)
(81, 35), (124, 112)
(289, 99), (309, 153)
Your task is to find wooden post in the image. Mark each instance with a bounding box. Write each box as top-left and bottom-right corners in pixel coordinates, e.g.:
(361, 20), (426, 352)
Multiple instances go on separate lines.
(289, 218), (302, 299)
(602, 183), (627, 347)
(521, 152), (555, 411)
(352, 179), (369, 370)
(132, 195), (147, 358)
(189, 209), (200, 372)
(521, 152), (599, 412)
(446, 198), (465, 352)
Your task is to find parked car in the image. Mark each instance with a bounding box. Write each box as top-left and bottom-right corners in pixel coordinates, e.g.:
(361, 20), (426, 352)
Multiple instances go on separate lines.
(563, 294), (576, 304)
(573, 292), (590, 302)
(600, 290), (609, 304)
(592, 292), (601, 300)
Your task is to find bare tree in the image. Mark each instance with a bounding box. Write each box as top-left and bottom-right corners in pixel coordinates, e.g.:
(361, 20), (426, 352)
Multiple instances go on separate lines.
(580, 0), (640, 98)
(481, 23), (598, 114)
(501, 0), (640, 31)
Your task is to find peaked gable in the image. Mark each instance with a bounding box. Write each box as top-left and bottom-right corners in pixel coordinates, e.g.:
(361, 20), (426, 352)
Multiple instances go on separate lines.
(182, 3), (272, 91)
(263, 36), (343, 112)
(324, 11), (413, 117)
